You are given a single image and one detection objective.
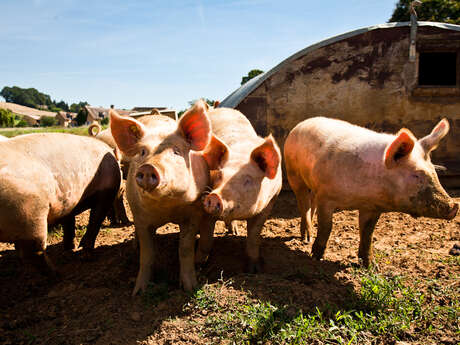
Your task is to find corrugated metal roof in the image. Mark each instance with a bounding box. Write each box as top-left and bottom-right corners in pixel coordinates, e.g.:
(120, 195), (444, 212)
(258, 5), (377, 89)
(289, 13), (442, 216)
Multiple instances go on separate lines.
(219, 22), (460, 109)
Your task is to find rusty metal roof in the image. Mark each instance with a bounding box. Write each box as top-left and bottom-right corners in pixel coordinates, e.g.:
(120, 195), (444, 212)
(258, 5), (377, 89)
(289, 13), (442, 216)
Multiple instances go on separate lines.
(219, 22), (460, 109)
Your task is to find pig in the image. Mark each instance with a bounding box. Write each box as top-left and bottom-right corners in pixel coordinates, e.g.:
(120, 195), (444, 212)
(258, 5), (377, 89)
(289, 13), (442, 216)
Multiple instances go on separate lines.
(0, 133), (121, 274)
(88, 121), (131, 226)
(0, 135), (8, 141)
(197, 107), (282, 273)
(109, 100), (215, 295)
(284, 117), (459, 267)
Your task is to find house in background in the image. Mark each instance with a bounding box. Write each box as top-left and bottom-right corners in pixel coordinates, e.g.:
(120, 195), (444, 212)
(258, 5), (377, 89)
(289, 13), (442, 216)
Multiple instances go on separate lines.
(56, 111), (77, 127)
(85, 106), (131, 124)
(219, 21), (460, 189)
(130, 107), (177, 120)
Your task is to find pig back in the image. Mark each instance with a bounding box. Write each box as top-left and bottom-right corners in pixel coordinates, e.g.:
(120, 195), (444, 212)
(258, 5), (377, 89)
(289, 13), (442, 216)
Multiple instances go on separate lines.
(0, 133), (120, 223)
(285, 117), (393, 202)
(208, 108), (261, 148)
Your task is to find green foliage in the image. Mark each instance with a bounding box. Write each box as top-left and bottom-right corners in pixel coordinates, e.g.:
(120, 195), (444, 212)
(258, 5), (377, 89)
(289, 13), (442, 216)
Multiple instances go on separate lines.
(40, 116), (57, 127)
(0, 125), (94, 137)
(100, 117), (109, 126)
(185, 270), (458, 344)
(0, 108), (15, 127)
(70, 101), (89, 113)
(55, 100), (69, 112)
(14, 118), (28, 127)
(0, 86), (52, 108)
(75, 107), (88, 126)
(241, 69), (264, 85)
(0, 86), (88, 116)
(389, 0), (460, 24)
(178, 98), (217, 118)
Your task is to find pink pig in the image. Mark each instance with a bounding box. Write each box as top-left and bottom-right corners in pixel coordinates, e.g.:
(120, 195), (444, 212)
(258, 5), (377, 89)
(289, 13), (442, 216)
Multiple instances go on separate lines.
(197, 107), (282, 272)
(110, 100), (214, 295)
(284, 117), (459, 266)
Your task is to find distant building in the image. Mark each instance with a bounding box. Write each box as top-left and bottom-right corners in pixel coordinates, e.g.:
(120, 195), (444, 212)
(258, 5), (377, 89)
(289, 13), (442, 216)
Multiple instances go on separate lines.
(85, 106), (131, 124)
(56, 111), (77, 127)
(130, 108), (177, 121)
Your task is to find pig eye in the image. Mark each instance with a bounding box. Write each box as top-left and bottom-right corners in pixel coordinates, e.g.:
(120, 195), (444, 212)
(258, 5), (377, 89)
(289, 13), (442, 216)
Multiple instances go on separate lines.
(411, 172), (423, 180)
(140, 147), (147, 157)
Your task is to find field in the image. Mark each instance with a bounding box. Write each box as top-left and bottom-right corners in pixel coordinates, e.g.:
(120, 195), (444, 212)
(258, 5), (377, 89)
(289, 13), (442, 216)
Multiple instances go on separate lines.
(0, 125), (107, 138)
(0, 190), (459, 345)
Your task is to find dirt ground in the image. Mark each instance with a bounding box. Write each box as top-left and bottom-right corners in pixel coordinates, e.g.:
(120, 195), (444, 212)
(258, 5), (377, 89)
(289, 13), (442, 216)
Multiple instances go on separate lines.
(1, 191), (459, 345)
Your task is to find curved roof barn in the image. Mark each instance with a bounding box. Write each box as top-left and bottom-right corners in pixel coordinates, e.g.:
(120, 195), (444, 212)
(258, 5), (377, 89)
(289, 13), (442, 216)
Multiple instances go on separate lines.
(220, 22), (460, 188)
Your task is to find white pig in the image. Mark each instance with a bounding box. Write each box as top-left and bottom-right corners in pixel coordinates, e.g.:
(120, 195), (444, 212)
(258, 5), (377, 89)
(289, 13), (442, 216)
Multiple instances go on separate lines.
(198, 107), (282, 273)
(284, 117), (459, 267)
(110, 100), (215, 295)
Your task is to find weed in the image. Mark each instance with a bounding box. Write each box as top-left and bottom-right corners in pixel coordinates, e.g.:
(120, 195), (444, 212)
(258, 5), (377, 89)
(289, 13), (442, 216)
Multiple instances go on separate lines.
(186, 269), (458, 344)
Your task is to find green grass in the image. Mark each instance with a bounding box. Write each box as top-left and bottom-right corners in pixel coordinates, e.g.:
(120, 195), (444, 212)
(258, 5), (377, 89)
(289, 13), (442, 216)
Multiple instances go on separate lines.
(0, 125), (108, 138)
(184, 269), (459, 344)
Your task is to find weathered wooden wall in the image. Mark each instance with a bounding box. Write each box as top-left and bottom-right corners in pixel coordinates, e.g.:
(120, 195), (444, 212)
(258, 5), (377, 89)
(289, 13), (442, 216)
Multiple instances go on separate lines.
(236, 26), (460, 188)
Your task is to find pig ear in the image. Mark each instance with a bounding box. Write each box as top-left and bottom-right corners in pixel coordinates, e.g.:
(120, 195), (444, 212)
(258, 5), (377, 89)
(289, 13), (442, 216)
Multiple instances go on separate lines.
(419, 118), (450, 154)
(203, 135), (229, 170)
(178, 99), (211, 151)
(213, 100), (220, 108)
(384, 129), (415, 169)
(110, 109), (146, 157)
(250, 135), (280, 179)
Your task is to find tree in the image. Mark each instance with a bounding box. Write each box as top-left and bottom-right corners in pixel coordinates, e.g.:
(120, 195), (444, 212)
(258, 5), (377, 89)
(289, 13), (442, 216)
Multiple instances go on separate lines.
(40, 116), (57, 127)
(389, 0), (460, 24)
(0, 108), (15, 127)
(101, 117), (109, 125)
(70, 101), (89, 113)
(241, 69), (264, 85)
(55, 100), (69, 112)
(177, 98), (218, 118)
(0, 86), (53, 108)
(75, 107), (88, 126)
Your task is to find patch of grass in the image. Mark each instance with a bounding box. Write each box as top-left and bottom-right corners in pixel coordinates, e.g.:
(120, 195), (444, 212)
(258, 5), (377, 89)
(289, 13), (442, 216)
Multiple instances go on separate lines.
(0, 124), (108, 138)
(185, 269), (459, 344)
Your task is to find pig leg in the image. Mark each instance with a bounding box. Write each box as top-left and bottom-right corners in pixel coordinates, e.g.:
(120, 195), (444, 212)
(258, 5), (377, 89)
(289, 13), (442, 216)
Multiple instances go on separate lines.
(297, 189), (314, 243)
(79, 207), (107, 251)
(179, 218), (200, 291)
(311, 202), (334, 260)
(245, 199), (276, 273)
(289, 174), (313, 243)
(225, 220), (239, 236)
(195, 217), (216, 265)
(358, 211), (381, 267)
(113, 192), (130, 225)
(15, 226), (57, 278)
(79, 190), (117, 251)
(62, 216), (76, 250)
(133, 222), (156, 296)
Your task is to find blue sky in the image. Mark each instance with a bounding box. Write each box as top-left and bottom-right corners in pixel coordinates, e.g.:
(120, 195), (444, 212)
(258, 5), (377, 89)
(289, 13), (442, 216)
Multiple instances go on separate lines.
(0, 0), (398, 111)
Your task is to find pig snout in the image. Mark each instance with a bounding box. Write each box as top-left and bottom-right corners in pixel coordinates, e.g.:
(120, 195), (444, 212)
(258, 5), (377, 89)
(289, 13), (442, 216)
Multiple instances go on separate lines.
(447, 203), (459, 220)
(135, 164), (160, 191)
(203, 193), (223, 216)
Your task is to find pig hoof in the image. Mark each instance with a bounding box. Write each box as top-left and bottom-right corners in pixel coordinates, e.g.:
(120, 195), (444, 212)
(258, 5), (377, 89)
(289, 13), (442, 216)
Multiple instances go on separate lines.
(247, 258), (264, 274)
(63, 241), (75, 251)
(311, 245), (325, 260)
(80, 249), (95, 262)
(449, 243), (460, 256)
(132, 281), (148, 296)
